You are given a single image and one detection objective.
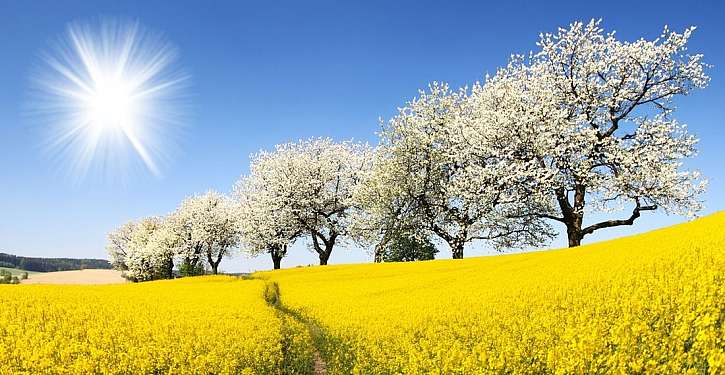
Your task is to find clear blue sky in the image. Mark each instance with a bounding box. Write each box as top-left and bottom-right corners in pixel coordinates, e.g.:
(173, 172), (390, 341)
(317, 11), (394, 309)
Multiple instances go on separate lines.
(1, 0), (723, 272)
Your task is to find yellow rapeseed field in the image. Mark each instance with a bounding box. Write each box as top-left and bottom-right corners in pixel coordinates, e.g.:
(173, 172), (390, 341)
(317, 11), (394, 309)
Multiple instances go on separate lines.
(1, 213), (723, 374)
(0, 276), (313, 374)
(262, 212), (725, 374)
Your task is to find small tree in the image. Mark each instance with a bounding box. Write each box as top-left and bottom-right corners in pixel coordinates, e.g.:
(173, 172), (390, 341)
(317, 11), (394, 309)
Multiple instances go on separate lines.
(350, 147), (427, 262)
(0, 270), (11, 284)
(378, 231), (438, 262)
(160, 202), (207, 275)
(178, 259), (205, 277)
(107, 193), (241, 280)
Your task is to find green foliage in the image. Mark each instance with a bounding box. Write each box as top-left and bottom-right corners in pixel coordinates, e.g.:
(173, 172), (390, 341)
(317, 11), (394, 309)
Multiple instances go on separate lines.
(20, 272), (28, 280)
(178, 258), (205, 277)
(0, 269), (20, 284)
(379, 232), (438, 262)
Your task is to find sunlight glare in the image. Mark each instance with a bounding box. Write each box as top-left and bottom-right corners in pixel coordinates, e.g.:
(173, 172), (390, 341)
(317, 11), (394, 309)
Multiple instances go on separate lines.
(87, 76), (134, 130)
(30, 18), (188, 182)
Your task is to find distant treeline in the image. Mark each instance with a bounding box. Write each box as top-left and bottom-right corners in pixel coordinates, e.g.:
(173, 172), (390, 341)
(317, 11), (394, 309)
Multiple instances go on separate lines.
(0, 253), (111, 272)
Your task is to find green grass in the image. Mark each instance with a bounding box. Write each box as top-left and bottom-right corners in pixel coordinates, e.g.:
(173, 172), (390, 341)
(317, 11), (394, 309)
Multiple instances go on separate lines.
(0, 266), (41, 277)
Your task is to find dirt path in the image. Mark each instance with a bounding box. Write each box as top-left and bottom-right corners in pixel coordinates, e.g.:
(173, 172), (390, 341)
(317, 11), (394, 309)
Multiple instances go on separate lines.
(312, 351), (327, 375)
(21, 269), (126, 285)
(264, 281), (327, 375)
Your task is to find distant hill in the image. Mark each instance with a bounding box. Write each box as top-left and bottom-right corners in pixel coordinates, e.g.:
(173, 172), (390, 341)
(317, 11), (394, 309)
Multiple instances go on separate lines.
(0, 253), (111, 273)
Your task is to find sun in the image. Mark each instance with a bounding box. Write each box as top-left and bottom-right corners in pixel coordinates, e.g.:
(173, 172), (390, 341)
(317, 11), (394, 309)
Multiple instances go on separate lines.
(30, 18), (189, 181)
(86, 76), (135, 130)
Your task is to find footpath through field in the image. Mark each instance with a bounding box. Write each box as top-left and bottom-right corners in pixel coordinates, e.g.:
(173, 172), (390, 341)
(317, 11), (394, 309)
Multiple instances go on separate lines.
(262, 280), (327, 375)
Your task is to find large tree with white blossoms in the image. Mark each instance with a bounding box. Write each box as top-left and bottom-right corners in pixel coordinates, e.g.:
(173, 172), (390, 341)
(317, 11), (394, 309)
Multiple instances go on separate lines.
(357, 83), (554, 259)
(233, 171), (302, 270)
(173, 191), (242, 274)
(248, 138), (373, 265)
(481, 20), (709, 247)
(121, 216), (173, 281)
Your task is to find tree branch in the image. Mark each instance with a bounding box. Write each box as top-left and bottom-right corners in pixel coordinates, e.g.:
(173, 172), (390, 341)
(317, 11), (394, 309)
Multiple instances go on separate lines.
(581, 198), (657, 236)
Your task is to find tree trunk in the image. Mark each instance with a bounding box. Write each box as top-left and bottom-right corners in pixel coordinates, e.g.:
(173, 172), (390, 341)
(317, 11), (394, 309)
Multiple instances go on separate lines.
(566, 228), (582, 247)
(443, 233), (466, 259)
(318, 248), (331, 265)
(373, 240), (387, 263)
(311, 230), (337, 266)
(271, 252), (282, 270)
(566, 224), (583, 247)
(164, 257), (174, 279)
(564, 203), (584, 247)
(431, 224), (467, 259)
(269, 244), (288, 270)
(556, 185), (586, 248)
(207, 252), (221, 274)
(317, 240), (334, 265)
(451, 242), (464, 259)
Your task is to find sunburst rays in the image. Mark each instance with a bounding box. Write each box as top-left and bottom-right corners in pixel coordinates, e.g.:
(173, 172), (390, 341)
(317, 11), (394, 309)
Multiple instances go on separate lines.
(29, 18), (189, 182)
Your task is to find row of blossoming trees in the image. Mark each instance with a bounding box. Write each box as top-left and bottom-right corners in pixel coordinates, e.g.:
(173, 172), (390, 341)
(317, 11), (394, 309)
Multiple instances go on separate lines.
(107, 20), (709, 280)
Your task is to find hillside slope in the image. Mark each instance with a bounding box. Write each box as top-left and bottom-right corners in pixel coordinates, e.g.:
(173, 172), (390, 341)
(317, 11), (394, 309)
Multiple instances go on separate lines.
(260, 212), (725, 373)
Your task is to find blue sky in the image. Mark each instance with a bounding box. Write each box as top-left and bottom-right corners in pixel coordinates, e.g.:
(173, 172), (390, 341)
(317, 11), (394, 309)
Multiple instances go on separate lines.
(0, 0), (723, 272)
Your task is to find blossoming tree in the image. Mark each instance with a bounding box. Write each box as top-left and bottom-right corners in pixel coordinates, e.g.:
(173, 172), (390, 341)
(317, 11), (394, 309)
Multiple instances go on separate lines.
(233, 167), (302, 270)
(357, 83), (553, 258)
(245, 138), (373, 265)
(481, 20), (709, 246)
(173, 191), (242, 274)
(122, 216), (170, 281)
